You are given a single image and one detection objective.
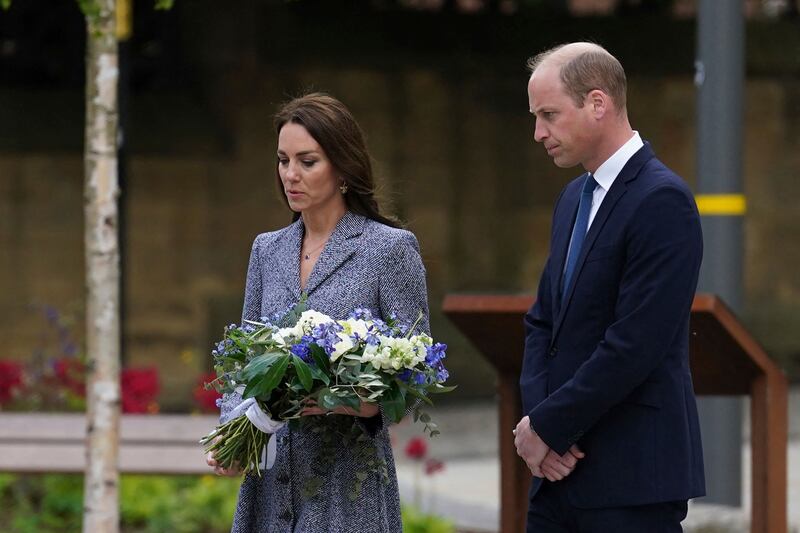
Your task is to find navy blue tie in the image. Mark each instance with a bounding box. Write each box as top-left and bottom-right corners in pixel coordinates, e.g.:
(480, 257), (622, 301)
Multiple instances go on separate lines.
(562, 174), (597, 295)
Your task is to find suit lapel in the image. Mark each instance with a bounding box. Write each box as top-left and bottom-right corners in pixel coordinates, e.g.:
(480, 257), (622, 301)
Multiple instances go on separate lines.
(550, 175), (586, 313)
(271, 218), (303, 299)
(304, 212), (365, 296)
(550, 143), (655, 342)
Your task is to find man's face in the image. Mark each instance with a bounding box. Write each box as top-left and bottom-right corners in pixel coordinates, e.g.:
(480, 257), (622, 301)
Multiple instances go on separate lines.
(527, 64), (595, 169)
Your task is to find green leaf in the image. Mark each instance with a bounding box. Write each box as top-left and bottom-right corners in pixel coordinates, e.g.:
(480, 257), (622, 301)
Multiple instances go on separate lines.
(1, 0), (11, 11)
(242, 374), (268, 399)
(310, 344), (330, 372)
(292, 356), (313, 392)
(241, 353), (282, 381)
(403, 385), (434, 406)
(309, 364), (330, 386)
(428, 383), (457, 394)
(318, 388), (339, 410)
(154, 0), (174, 9)
(380, 382), (406, 423)
(258, 355), (290, 397)
(338, 394), (361, 411)
(282, 295), (308, 327)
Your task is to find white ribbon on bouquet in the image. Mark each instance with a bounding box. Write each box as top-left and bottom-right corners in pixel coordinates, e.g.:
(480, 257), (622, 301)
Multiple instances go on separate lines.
(229, 386), (286, 470)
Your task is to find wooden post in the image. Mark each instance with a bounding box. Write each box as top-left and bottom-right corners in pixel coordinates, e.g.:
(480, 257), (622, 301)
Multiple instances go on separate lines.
(750, 374), (788, 533)
(498, 373), (530, 532)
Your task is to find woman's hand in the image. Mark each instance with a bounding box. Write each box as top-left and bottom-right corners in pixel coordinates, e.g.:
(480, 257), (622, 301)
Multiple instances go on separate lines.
(301, 399), (380, 418)
(205, 436), (243, 477)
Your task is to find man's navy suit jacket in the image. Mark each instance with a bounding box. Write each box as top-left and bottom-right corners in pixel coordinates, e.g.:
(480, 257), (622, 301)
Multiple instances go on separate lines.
(521, 143), (706, 509)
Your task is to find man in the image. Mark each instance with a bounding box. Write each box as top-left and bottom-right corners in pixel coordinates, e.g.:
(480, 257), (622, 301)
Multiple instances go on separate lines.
(514, 42), (705, 532)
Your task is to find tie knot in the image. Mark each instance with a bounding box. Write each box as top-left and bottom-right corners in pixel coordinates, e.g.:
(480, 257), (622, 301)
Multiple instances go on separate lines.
(583, 174), (597, 194)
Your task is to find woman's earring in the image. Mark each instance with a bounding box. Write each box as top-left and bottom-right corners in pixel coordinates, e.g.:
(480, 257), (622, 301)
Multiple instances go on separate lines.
(339, 183), (348, 194)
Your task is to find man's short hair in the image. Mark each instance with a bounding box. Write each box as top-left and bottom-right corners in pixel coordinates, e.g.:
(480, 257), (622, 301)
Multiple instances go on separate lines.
(527, 44), (627, 113)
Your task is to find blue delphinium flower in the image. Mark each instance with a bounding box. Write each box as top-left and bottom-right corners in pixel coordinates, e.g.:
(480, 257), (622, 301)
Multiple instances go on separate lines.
(413, 372), (427, 385)
(365, 327), (381, 346)
(290, 341), (311, 362)
(372, 319), (392, 336)
(213, 338), (235, 357)
(350, 308), (373, 321)
(397, 369), (412, 383)
(425, 343), (447, 366)
(435, 366), (449, 382)
(311, 322), (343, 356)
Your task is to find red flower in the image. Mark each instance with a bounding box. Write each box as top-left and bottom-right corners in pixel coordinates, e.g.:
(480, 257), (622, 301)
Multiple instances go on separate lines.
(0, 359), (24, 405)
(121, 367), (160, 414)
(52, 358), (86, 397)
(424, 458), (445, 476)
(404, 436), (428, 460)
(193, 372), (222, 413)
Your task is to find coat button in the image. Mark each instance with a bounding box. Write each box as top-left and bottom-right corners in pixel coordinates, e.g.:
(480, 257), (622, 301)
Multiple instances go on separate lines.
(549, 347), (558, 357)
(277, 473), (289, 484)
(279, 510), (293, 521)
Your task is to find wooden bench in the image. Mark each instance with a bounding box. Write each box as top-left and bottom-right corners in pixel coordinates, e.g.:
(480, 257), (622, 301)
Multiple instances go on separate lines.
(0, 413), (219, 474)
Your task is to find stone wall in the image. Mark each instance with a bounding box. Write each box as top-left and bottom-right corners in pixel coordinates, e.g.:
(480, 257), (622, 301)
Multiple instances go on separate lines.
(2, 5), (798, 409)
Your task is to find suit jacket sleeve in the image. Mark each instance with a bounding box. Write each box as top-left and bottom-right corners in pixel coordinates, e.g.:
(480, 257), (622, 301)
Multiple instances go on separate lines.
(530, 185), (703, 455)
(521, 187), (566, 411)
(521, 254), (554, 410)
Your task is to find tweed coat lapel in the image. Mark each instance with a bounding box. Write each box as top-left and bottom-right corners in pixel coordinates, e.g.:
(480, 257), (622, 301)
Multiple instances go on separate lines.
(270, 218), (304, 299)
(550, 143), (655, 343)
(304, 211), (365, 296)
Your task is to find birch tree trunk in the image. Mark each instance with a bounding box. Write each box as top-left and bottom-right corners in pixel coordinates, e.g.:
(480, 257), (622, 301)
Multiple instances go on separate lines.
(82, 2), (121, 532)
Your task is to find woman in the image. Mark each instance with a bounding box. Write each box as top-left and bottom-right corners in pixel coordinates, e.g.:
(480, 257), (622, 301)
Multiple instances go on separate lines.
(206, 93), (430, 532)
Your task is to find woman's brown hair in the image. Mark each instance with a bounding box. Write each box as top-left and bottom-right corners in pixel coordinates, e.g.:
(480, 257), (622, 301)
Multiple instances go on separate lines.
(274, 93), (400, 228)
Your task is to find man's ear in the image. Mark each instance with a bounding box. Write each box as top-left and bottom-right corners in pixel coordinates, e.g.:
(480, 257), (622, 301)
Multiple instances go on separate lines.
(586, 89), (608, 119)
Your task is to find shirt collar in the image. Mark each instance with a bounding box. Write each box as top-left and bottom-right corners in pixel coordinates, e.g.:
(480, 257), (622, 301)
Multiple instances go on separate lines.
(591, 131), (643, 192)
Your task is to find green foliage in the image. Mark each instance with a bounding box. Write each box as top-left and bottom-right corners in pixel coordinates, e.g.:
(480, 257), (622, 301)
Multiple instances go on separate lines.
(1, 0), (174, 13)
(0, 473), (239, 533)
(76, 0), (101, 19)
(0, 474), (452, 532)
(401, 505), (456, 533)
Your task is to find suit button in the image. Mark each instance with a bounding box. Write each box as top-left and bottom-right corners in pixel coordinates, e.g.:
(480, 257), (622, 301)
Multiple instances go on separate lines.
(549, 347), (558, 357)
(277, 473), (289, 484)
(279, 510), (293, 521)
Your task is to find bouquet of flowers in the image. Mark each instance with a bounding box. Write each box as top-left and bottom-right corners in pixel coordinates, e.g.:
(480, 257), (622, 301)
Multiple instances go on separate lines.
(200, 301), (454, 482)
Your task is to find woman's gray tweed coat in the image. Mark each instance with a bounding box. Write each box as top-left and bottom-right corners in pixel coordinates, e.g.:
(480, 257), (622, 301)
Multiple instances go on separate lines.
(219, 211), (430, 533)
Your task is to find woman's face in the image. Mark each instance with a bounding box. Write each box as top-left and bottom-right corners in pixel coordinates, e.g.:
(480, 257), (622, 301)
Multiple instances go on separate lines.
(277, 122), (344, 215)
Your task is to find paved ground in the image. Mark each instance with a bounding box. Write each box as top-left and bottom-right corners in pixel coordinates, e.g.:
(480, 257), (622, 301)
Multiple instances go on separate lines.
(390, 387), (800, 533)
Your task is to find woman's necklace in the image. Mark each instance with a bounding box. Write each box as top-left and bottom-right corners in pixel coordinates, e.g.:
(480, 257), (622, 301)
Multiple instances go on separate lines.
(302, 239), (327, 261)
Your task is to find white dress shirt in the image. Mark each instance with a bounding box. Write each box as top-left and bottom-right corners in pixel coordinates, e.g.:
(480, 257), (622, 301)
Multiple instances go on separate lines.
(586, 131), (644, 229)
(563, 132), (643, 276)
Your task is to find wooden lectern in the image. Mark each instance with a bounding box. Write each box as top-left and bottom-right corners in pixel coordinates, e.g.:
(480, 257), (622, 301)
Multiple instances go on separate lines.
(442, 293), (788, 533)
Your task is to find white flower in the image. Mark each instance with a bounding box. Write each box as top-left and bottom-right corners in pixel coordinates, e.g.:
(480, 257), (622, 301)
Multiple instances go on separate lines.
(272, 325), (302, 346)
(296, 310), (334, 334)
(360, 335), (425, 371)
(330, 332), (356, 362)
(338, 318), (370, 341)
